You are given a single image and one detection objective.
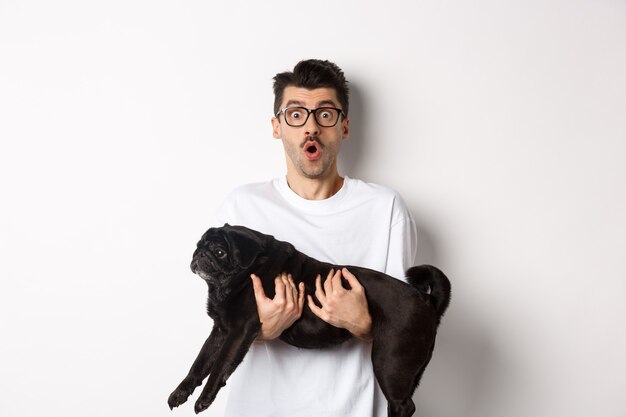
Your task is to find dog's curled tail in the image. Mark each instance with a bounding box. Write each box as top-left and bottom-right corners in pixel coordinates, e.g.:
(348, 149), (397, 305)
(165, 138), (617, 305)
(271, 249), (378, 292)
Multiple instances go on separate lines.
(406, 265), (451, 320)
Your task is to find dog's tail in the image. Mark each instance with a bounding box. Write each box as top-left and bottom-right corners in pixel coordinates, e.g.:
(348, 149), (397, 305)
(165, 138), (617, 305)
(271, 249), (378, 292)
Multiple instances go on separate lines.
(406, 265), (451, 320)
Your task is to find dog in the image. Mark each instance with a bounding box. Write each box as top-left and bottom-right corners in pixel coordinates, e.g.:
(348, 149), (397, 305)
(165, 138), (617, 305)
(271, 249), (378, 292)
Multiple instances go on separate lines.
(168, 224), (451, 417)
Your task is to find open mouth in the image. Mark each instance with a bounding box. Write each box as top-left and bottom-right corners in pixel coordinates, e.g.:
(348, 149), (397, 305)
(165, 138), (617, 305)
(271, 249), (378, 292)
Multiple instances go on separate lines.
(303, 140), (321, 160)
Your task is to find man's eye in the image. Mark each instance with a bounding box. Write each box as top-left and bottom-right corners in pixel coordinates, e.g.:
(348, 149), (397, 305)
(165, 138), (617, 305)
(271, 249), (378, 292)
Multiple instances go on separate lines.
(320, 111), (331, 119)
(291, 111), (302, 119)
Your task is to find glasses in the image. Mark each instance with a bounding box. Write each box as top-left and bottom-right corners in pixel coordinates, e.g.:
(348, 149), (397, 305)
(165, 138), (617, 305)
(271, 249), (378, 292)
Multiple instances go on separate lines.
(275, 106), (345, 127)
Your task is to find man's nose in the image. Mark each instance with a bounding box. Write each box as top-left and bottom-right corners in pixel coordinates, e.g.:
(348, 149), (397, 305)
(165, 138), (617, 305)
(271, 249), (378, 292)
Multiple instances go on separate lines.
(303, 113), (320, 136)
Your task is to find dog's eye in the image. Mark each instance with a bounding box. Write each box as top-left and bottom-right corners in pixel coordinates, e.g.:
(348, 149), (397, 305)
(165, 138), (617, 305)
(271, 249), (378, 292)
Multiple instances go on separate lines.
(214, 249), (227, 259)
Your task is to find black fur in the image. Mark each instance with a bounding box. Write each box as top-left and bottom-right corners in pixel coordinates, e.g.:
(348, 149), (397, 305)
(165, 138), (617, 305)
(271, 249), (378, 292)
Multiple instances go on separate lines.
(168, 224), (451, 417)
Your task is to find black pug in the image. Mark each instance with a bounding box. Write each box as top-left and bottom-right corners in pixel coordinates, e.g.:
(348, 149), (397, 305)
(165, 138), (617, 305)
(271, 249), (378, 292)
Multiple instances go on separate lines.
(168, 224), (451, 417)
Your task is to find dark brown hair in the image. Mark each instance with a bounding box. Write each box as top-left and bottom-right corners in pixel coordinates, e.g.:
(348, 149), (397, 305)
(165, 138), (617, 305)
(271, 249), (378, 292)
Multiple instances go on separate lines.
(273, 59), (350, 116)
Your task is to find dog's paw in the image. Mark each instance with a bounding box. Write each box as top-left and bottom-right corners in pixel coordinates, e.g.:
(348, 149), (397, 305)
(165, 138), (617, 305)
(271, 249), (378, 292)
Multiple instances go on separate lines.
(168, 384), (194, 409)
(194, 399), (210, 414)
(168, 377), (201, 409)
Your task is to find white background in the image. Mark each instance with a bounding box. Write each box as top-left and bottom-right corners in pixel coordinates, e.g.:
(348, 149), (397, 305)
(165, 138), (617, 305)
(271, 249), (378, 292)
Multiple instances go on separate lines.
(1, 0), (625, 416)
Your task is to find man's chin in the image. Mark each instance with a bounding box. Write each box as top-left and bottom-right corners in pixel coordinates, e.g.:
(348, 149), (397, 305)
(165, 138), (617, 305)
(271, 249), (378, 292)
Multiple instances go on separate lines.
(299, 168), (329, 180)
(296, 159), (334, 179)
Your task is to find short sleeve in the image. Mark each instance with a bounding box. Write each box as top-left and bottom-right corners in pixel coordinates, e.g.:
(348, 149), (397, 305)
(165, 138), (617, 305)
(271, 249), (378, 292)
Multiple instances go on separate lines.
(384, 194), (418, 280)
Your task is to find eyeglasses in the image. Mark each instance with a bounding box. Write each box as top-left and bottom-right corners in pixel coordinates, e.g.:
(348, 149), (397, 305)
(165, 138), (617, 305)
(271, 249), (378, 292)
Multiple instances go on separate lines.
(275, 106), (346, 127)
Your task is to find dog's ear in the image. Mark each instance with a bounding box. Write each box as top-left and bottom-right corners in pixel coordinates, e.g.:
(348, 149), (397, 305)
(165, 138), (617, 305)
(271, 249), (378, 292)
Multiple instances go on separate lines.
(227, 228), (263, 269)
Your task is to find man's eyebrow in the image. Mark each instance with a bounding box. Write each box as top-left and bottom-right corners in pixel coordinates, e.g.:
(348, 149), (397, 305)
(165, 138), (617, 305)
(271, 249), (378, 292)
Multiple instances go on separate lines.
(317, 99), (338, 107)
(283, 99), (339, 108)
(284, 100), (305, 107)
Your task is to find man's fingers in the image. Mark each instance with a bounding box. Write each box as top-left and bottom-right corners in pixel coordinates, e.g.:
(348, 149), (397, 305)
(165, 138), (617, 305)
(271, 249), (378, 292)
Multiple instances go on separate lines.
(341, 268), (362, 291)
(282, 274), (297, 311)
(287, 274), (298, 303)
(315, 274), (326, 304)
(324, 269), (334, 294)
(287, 275), (304, 313)
(274, 275), (286, 303)
(307, 295), (324, 319)
(331, 268), (344, 293)
(297, 282), (305, 315)
(250, 274), (268, 301)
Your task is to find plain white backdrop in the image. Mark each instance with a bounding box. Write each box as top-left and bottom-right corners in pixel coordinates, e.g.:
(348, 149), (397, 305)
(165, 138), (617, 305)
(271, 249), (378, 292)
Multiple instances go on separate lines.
(1, 0), (625, 416)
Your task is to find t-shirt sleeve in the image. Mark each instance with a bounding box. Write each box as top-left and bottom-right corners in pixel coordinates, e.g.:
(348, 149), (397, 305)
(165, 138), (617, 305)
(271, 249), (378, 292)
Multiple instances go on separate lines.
(210, 190), (239, 228)
(384, 197), (418, 281)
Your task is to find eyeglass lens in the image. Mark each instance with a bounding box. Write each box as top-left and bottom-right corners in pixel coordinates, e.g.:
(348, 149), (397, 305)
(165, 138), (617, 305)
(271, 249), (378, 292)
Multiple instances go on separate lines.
(284, 107), (341, 127)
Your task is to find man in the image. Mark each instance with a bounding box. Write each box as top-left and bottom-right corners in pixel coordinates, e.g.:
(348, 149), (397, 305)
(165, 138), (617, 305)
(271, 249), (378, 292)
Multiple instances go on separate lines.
(212, 59), (417, 417)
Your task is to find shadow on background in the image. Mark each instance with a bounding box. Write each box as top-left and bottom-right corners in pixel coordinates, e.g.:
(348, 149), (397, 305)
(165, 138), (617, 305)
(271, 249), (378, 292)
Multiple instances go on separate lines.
(414, 302), (505, 417)
(338, 83), (370, 180)
(411, 222), (501, 417)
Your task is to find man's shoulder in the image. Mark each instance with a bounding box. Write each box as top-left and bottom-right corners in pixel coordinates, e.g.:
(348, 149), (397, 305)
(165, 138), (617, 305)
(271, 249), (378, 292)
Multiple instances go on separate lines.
(225, 179), (279, 201)
(213, 179), (282, 226)
(347, 177), (412, 223)
(346, 177), (405, 202)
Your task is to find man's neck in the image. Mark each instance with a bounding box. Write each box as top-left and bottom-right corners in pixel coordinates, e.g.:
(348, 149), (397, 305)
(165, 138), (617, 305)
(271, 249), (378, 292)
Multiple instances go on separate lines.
(285, 172), (345, 201)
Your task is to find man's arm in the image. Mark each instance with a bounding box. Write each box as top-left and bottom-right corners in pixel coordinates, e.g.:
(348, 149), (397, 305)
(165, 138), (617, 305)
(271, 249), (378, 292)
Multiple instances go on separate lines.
(306, 268), (373, 342)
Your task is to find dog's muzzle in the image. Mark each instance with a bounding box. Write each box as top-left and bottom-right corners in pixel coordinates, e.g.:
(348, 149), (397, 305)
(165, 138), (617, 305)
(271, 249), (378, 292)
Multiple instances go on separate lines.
(190, 253), (214, 281)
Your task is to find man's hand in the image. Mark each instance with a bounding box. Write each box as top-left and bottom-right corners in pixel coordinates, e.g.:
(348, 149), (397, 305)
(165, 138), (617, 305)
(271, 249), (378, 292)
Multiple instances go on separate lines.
(251, 273), (305, 341)
(307, 268), (373, 342)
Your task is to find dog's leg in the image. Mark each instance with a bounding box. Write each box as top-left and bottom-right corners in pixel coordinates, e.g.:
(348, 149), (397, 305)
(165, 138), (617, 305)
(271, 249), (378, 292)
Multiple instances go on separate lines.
(194, 321), (261, 414)
(168, 325), (224, 409)
(372, 335), (433, 417)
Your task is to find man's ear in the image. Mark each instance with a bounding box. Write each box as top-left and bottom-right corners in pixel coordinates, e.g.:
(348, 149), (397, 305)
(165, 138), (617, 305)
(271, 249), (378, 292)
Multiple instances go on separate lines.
(229, 230), (263, 269)
(342, 116), (350, 140)
(272, 117), (281, 139)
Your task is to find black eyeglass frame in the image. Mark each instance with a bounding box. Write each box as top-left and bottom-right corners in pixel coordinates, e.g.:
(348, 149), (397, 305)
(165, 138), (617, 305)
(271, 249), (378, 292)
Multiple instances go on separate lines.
(275, 106), (346, 127)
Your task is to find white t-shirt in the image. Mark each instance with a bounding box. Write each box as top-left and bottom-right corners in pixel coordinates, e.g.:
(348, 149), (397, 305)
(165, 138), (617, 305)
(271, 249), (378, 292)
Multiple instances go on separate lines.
(212, 176), (417, 417)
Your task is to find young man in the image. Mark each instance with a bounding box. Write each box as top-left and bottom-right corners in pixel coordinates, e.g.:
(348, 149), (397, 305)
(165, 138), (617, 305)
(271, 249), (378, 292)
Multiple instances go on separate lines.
(212, 59), (417, 417)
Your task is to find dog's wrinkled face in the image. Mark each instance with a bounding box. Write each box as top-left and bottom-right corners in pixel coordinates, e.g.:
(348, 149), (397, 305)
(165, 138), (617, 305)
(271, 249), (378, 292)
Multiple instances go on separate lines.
(190, 224), (266, 284)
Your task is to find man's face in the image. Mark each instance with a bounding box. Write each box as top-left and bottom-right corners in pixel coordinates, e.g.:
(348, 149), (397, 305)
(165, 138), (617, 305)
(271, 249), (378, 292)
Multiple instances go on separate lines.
(272, 86), (350, 180)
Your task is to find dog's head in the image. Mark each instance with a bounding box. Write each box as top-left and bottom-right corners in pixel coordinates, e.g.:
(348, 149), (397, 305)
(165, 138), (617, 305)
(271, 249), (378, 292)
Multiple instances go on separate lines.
(190, 224), (269, 284)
